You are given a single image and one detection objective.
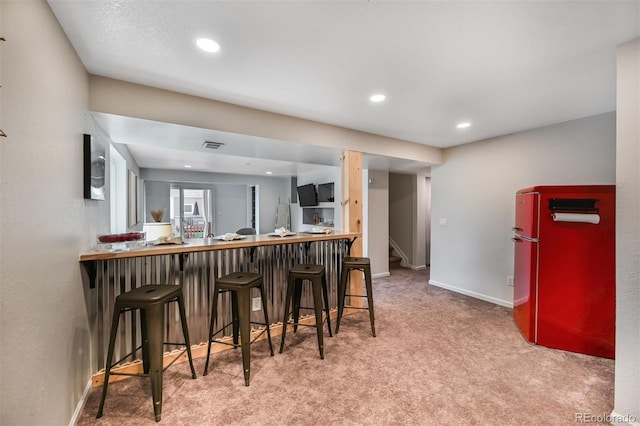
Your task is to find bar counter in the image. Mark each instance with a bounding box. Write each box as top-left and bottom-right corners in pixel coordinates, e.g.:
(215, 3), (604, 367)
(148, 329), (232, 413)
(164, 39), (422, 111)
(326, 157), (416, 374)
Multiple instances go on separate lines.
(80, 231), (358, 261)
(80, 231), (358, 384)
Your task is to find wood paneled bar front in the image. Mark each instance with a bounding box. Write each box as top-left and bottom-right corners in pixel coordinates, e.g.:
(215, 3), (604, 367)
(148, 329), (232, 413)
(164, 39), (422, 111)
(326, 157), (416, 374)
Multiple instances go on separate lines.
(80, 231), (358, 386)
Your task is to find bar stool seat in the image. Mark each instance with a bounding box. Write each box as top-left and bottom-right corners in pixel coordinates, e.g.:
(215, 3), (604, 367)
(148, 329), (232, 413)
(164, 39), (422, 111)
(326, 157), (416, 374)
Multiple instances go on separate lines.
(97, 284), (196, 422)
(203, 272), (274, 386)
(336, 256), (376, 337)
(279, 264), (333, 359)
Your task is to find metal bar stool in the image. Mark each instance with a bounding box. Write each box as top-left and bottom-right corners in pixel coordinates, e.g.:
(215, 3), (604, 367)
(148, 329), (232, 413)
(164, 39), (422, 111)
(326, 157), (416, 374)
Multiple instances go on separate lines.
(336, 256), (376, 337)
(97, 284), (197, 422)
(279, 264), (333, 359)
(203, 272), (274, 386)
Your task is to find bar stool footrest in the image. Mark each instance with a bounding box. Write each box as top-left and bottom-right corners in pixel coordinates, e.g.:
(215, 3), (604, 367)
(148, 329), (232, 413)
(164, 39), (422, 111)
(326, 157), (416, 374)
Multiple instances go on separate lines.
(283, 318), (329, 329)
(107, 344), (144, 369)
(343, 305), (370, 311)
(209, 326), (271, 347)
(105, 346), (193, 381)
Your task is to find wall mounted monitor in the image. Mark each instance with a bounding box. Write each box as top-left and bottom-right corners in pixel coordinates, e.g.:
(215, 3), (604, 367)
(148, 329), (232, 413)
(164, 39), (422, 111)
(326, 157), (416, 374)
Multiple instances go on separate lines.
(296, 183), (318, 207)
(317, 182), (335, 202)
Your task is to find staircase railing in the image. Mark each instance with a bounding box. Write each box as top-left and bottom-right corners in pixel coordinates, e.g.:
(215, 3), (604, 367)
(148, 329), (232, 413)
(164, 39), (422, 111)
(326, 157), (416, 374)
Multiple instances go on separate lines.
(388, 236), (409, 267)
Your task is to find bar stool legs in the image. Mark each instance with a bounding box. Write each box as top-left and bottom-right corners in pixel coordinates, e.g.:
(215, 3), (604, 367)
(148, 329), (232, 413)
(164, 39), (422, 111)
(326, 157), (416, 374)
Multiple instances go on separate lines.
(280, 264), (333, 359)
(203, 272), (274, 386)
(146, 303), (165, 420)
(97, 285), (196, 422)
(97, 300), (123, 419)
(336, 257), (376, 337)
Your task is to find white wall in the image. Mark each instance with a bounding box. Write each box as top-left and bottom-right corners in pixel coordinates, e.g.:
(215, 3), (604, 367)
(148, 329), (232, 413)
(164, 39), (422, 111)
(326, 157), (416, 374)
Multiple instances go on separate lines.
(613, 37), (639, 425)
(0, 1), (104, 424)
(430, 112), (616, 307)
(367, 170), (390, 277)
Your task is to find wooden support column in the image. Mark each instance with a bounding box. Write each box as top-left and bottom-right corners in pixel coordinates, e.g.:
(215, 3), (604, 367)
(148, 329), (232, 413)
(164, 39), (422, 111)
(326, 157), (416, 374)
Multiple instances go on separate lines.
(341, 150), (364, 307)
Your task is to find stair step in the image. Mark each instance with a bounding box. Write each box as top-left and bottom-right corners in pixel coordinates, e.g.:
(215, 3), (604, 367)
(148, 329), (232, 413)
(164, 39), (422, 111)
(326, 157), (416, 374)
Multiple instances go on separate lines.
(389, 255), (402, 265)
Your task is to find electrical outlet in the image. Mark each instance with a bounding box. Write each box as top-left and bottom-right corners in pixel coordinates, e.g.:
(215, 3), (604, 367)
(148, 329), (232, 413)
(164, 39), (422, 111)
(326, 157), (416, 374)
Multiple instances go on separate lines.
(507, 276), (514, 287)
(252, 297), (261, 311)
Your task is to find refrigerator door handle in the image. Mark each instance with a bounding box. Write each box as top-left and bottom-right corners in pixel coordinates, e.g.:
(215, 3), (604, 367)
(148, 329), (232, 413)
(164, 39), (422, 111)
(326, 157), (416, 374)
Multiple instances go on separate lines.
(514, 234), (539, 243)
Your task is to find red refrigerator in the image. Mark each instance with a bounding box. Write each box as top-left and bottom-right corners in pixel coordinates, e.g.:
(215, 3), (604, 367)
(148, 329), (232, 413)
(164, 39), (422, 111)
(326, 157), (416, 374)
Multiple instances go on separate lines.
(512, 185), (615, 359)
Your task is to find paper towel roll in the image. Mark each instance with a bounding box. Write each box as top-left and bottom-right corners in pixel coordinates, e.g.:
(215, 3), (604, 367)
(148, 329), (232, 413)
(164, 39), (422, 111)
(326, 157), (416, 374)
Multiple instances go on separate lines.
(552, 213), (600, 224)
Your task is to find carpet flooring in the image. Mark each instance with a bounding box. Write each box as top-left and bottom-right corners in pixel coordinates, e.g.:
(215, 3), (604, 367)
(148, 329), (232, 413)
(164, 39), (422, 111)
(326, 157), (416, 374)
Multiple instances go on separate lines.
(77, 267), (614, 425)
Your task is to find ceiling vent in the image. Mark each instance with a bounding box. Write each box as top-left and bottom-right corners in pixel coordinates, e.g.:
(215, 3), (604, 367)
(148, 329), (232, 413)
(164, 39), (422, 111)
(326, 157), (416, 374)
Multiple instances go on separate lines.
(202, 141), (225, 150)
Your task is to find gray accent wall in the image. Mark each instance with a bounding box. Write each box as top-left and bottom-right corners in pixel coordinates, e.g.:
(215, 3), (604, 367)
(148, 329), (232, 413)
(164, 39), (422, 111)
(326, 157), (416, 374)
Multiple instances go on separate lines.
(140, 169), (289, 234)
(214, 184), (249, 235)
(144, 180), (171, 223)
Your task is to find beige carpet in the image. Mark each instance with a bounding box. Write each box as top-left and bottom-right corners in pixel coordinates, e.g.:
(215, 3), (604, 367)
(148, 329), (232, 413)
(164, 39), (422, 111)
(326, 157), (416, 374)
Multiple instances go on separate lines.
(78, 267), (614, 425)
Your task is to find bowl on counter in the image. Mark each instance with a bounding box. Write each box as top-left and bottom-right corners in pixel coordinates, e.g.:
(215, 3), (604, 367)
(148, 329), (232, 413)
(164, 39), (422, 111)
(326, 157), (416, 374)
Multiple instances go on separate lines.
(96, 232), (146, 251)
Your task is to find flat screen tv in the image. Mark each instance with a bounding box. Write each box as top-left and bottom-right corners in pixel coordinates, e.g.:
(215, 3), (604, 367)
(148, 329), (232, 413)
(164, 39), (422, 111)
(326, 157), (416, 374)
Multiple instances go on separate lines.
(317, 182), (334, 202)
(297, 183), (318, 207)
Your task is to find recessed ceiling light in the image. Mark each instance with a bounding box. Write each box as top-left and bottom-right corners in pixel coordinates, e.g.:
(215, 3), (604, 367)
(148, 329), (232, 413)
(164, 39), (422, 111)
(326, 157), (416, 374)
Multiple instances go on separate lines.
(265, 171), (273, 175)
(195, 38), (220, 53)
(184, 164), (192, 168)
(456, 122), (471, 129)
(369, 94), (386, 103)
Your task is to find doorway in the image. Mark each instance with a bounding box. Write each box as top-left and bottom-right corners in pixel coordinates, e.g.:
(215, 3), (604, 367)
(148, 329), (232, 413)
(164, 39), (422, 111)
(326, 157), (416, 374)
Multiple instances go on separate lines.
(170, 185), (214, 239)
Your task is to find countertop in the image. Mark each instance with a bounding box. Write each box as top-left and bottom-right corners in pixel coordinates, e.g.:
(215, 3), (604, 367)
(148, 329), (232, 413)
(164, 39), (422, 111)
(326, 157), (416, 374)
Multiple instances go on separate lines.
(79, 231), (359, 261)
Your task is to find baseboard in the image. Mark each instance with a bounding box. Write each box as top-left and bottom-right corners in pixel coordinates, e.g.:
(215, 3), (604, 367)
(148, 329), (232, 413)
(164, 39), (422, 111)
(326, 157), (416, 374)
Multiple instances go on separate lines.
(372, 272), (390, 279)
(609, 410), (640, 426)
(428, 279), (513, 308)
(409, 264), (426, 271)
(69, 378), (93, 426)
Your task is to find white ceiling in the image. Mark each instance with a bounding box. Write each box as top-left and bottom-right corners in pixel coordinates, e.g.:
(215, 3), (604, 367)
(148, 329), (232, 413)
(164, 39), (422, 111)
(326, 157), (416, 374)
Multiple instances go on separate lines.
(48, 0), (639, 175)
